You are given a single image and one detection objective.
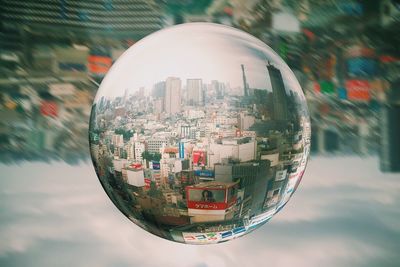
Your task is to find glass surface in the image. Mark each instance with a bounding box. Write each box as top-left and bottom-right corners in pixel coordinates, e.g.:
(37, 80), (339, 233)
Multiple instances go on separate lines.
(89, 23), (311, 244)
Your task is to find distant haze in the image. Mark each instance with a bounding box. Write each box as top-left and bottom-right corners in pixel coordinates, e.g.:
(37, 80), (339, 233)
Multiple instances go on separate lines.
(95, 23), (302, 101)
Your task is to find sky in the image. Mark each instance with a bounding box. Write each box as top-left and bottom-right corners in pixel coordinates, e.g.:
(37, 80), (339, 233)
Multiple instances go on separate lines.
(1, 156), (399, 267)
(95, 23), (303, 101)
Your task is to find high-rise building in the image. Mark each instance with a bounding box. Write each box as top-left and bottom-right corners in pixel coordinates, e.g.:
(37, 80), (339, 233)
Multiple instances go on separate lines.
(164, 77), (181, 115)
(186, 79), (203, 105)
(152, 81), (166, 98)
(237, 112), (255, 131)
(154, 98), (164, 114)
(211, 80), (225, 99)
(112, 134), (124, 147)
(147, 137), (168, 153)
(134, 142), (145, 162)
(214, 160), (272, 217)
(380, 86), (400, 172)
(208, 138), (256, 166)
(267, 63), (289, 121)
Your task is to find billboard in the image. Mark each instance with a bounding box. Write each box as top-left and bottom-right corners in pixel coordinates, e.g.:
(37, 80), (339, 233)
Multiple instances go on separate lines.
(194, 169), (214, 178)
(187, 188), (226, 210)
(347, 58), (377, 77)
(192, 150), (206, 166)
(186, 183), (237, 210)
(346, 80), (371, 101)
(179, 142), (184, 158)
(40, 101), (58, 117)
(88, 55), (112, 76)
(152, 161), (160, 170)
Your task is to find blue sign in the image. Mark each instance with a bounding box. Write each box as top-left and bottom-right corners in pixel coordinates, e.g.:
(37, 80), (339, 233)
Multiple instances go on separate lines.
(347, 58), (376, 77)
(152, 161), (160, 170)
(232, 226), (246, 234)
(221, 231), (232, 239)
(194, 170), (214, 177)
(179, 142), (184, 158)
(338, 87), (347, 100)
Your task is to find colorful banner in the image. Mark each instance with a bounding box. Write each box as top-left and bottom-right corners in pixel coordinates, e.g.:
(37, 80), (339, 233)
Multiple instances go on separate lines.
(346, 80), (371, 101)
(182, 226), (248, 244)
(40, 101), (58, 117)
(88, 55), (112, 75)
(192, 151), (206, 166)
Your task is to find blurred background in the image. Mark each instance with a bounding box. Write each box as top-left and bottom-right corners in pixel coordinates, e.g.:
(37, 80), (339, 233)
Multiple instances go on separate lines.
(0, 1), (400, 267)
(0, 0), (399, 170)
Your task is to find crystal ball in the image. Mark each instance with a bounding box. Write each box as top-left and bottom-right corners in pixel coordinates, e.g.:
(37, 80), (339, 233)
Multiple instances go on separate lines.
(89, 23), (310, 244)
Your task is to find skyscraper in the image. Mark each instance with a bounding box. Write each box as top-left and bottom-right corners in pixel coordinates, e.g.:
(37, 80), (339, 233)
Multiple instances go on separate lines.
(267, 63), (289, 121)
(186, 79), (203, 106)
(164, 77), (181, 115)
(152, 81), (166, 98)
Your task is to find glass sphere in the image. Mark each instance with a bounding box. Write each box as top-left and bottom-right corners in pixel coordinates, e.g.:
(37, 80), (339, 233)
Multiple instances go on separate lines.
(89, 23), (310, 244)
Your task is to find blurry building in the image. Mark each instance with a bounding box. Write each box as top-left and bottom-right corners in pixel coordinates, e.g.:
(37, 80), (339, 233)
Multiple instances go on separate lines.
(186, 79), (203, 106)
(1, 0), (164, 41)
(237, 112), (255, 131)
(380, 83), (400, 172)
(164, 77), (181, 115)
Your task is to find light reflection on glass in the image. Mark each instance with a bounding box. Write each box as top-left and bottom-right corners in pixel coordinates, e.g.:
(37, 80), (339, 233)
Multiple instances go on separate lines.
(89, 23), (311, 244)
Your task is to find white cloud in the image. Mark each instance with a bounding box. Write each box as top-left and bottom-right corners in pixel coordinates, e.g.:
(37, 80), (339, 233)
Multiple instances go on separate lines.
(0, 157), (399, 267)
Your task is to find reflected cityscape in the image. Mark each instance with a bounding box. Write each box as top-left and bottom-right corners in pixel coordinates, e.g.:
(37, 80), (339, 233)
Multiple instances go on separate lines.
(89, 24), (310, 243)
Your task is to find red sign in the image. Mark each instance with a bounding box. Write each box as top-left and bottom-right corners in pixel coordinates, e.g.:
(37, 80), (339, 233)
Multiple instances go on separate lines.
(186, 186), (237, 210)
(380, 55), (400, 63)
(346, 80), (371, 101)
(314, 82), (321, 93)
(144, 178), (151, 189)
(40, 101), (58, 117)
(192, 151), (206, 166)
(189, 202), (227, 210)
(88, 55), (112, 75)
(130, 163), (142, 169)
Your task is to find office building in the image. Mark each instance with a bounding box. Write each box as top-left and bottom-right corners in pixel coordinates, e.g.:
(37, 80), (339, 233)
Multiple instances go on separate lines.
(186, 79), (203, 105)
(268, 63), (289, 121)
(164, 77), (181, 115)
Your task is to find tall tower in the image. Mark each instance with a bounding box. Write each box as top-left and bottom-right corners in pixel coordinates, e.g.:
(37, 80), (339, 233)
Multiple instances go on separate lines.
(267, 63), (289, 121)
(164, 77), (181, 115)
(241, 64), (249, 97)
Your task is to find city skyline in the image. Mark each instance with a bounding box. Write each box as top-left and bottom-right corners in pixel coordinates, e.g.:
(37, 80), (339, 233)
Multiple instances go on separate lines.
(95, 23), (303, 102)
(89, 24), (310, 243)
